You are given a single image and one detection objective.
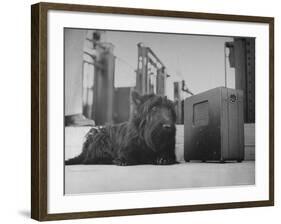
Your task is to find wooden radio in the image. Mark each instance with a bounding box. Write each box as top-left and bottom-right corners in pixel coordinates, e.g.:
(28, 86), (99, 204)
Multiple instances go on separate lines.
(184, 87), (244, 162)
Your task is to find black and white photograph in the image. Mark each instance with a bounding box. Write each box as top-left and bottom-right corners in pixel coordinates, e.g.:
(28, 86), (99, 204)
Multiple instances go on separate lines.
(64, 28), (255, 195)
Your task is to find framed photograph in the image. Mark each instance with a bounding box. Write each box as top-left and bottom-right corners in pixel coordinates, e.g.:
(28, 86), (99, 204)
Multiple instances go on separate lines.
(31, 2), (274, 221)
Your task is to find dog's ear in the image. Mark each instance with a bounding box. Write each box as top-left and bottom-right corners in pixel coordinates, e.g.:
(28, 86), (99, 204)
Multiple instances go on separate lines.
(131, 91), (142, 105)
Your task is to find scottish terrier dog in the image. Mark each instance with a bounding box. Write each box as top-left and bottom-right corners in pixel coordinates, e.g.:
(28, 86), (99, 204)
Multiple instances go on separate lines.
(65, 91), (177, 166)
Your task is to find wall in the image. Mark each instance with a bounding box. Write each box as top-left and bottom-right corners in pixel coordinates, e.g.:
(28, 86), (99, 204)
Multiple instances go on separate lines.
(64, 29), (86, 115)
(0, 0), (280, 224)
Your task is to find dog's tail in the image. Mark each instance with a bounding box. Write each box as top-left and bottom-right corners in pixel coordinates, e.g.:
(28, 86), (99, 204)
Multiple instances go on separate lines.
(65, 153), (84, 165)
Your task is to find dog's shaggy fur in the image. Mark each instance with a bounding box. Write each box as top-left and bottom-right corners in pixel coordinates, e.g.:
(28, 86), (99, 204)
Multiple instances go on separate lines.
(65, 91), (177, 166)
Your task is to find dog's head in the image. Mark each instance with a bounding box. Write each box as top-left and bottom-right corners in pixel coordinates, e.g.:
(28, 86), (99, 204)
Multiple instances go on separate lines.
(131, 91), (176, 151)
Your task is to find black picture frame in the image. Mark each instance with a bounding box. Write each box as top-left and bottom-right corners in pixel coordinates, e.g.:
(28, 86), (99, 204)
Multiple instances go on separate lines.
(31, 2), (274, 221)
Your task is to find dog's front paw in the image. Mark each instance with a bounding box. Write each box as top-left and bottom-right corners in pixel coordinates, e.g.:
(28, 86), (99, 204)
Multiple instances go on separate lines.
(155, 157), (176, 165)
(113, 158), (128, 166)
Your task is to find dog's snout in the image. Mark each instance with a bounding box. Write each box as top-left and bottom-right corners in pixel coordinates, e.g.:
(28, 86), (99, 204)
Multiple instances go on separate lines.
(162, 124), (171, 129)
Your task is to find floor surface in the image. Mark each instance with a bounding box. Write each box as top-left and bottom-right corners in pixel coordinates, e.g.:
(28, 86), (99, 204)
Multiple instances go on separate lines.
(65, 161), (255, 194)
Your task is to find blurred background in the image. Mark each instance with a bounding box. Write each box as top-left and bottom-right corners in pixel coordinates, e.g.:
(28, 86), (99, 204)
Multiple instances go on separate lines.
(65, 29), (255, 127)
